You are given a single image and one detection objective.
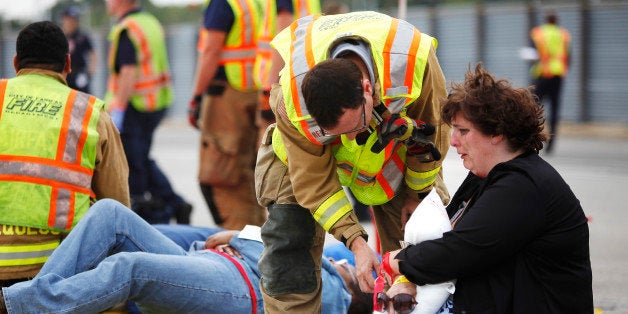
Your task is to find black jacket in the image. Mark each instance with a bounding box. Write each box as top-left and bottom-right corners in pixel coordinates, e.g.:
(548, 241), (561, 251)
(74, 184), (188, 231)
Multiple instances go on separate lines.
(397, 152), (593, 314)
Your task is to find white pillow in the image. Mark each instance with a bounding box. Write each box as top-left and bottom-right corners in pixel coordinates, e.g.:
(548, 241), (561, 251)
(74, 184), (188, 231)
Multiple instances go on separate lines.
(404, 189), (455, 314)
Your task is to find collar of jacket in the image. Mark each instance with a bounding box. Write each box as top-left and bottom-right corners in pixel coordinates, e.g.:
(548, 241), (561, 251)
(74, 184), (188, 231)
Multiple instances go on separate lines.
(17, 68), (68, 86)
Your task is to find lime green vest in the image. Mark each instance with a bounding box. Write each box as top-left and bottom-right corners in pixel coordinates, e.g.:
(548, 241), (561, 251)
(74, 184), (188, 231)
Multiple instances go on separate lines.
(530, 24), (571, 79)
(0, 75), (101, 231)
(106, 12), (173, 111)
(215, 0), (265, 91)
(254, 0), (321, 88)
(271, 11), (435, 206)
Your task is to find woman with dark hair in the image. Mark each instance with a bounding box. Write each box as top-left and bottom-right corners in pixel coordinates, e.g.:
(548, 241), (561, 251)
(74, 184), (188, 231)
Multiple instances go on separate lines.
(381, 63), (592, 313)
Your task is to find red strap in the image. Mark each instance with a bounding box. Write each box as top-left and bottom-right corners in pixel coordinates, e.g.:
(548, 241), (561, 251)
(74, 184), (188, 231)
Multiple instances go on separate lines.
(210, 249), (257, 314)
(381, 252), (394, 279)
(373, 275), (386, 311)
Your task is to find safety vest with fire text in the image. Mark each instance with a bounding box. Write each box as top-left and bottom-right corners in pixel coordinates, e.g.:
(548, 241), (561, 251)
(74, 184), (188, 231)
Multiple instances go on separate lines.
(270, 11), (439, 231)
(197, 0), (264, 91)
(106, 11), (173, 111)
(254, 0), (321, 88)
(530, 23), (571, 79)
(0, 75), (100, 266)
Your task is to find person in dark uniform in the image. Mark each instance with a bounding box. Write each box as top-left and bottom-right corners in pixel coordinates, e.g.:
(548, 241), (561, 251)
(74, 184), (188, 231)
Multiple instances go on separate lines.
(61, 6), (97, 93)
(104, 0), (192, 225)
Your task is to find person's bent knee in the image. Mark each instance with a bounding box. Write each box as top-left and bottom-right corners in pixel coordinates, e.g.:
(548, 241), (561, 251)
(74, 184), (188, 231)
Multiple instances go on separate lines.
(259, 204), (317, 295)
(89, 199), (133, 220)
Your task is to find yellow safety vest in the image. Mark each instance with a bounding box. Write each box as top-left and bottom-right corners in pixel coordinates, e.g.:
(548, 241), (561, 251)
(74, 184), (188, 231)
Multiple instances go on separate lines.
(254, 0), (321, 88)
(270, 11), (437, 229)
(530, 24), (571, 79)
(106, 12), (173, 111)
(0, 75), (101, 266)
(197, 0), (264, 91)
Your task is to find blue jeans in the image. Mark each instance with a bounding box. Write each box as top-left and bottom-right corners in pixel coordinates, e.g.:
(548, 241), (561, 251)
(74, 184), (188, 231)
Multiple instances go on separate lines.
(153, 224), (223, 250)
(2, 199), (262, 314)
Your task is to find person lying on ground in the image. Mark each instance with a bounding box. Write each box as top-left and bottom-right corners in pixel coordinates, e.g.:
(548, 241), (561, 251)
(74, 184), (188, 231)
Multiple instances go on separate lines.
(0, 199), (372, 314)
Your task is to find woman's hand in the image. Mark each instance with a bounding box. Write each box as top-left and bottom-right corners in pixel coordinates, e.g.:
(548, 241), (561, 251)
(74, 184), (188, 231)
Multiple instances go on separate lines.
(382, 249), (403, 284)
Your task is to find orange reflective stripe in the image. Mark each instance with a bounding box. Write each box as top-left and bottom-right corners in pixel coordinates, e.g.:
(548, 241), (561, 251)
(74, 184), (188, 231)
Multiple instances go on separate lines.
(0, 155), (93, 186)
(134, 74), (171, 90)
(382, 19), (398, 107)
(125, 19), (158, 110)
(0, 79), (7, 120)
(109, 74), (170, 94)
(376, 172), (394, 198)
(126, 21), (153, 77)
(0, 173), (94, 197)
(404, 29), (421, 95)
(57, 90), (77, 162)
(233, 0), (247, 43)
(58, 91), (95, 165)
(295, 17), (319, 144)
(48, 188), (59, 230)
(289, 22), (301, 117)
(287, 21), (317, 143)
(47, 187), (76, 230)
(75, 95), (96, 164)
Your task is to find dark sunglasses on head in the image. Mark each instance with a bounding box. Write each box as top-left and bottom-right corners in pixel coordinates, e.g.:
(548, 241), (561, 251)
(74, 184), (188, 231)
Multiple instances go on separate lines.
(375, 291), (417, 314)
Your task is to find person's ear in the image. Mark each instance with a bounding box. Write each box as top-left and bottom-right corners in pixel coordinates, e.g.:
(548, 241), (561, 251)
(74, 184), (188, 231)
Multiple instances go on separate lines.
(13, 55), (18, 73)
(491, 134), (504, 145)
(63, 54), (72, 74)
(362, 78), (372, 96)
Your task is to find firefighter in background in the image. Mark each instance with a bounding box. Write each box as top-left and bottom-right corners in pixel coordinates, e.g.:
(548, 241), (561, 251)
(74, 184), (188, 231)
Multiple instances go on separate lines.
(254, 0), (321, 146)
(187, 0), (266, 229)
(0, 21), (129, 287)
(530, 11), (571, 153)
(255, 11), (451, 312)
(105, 0), (192, 224)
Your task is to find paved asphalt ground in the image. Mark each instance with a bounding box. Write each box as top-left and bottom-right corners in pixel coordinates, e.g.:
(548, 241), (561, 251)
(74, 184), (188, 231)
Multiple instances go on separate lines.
(153, 118), (628, 313)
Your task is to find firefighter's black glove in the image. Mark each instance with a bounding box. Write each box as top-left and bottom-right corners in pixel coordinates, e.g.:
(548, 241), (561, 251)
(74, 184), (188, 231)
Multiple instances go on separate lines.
(406, 121), (441, 162)
(371, 114), (414, 153)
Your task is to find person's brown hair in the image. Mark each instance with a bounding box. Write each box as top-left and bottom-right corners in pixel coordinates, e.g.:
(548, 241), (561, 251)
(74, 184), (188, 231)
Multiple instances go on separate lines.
(442, 63), (548, 153)
(302, 58), (364, 129)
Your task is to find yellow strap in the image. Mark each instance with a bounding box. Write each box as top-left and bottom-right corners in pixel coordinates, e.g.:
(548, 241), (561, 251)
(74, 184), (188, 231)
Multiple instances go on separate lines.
(0, 241), (59, 253)
(393, 275), (410, 285)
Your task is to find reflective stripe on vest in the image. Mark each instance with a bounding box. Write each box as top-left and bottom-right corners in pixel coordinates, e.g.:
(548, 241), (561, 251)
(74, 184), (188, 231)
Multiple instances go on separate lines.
(381, 19), (423, 113)
(314, 189), (352, 231)
(293, 0), (320, 17)
(254, 0), (321, 88)
(0, 80), (6, 120)
(106, 13), (172, 111)
(220, 0), (263, 91)
(0, 80), (96, 230)
(284, 14), (334, 145)
(0, 240), (59, 266)
(531, 25), (570, 78)
(405, 166), (440, 191)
